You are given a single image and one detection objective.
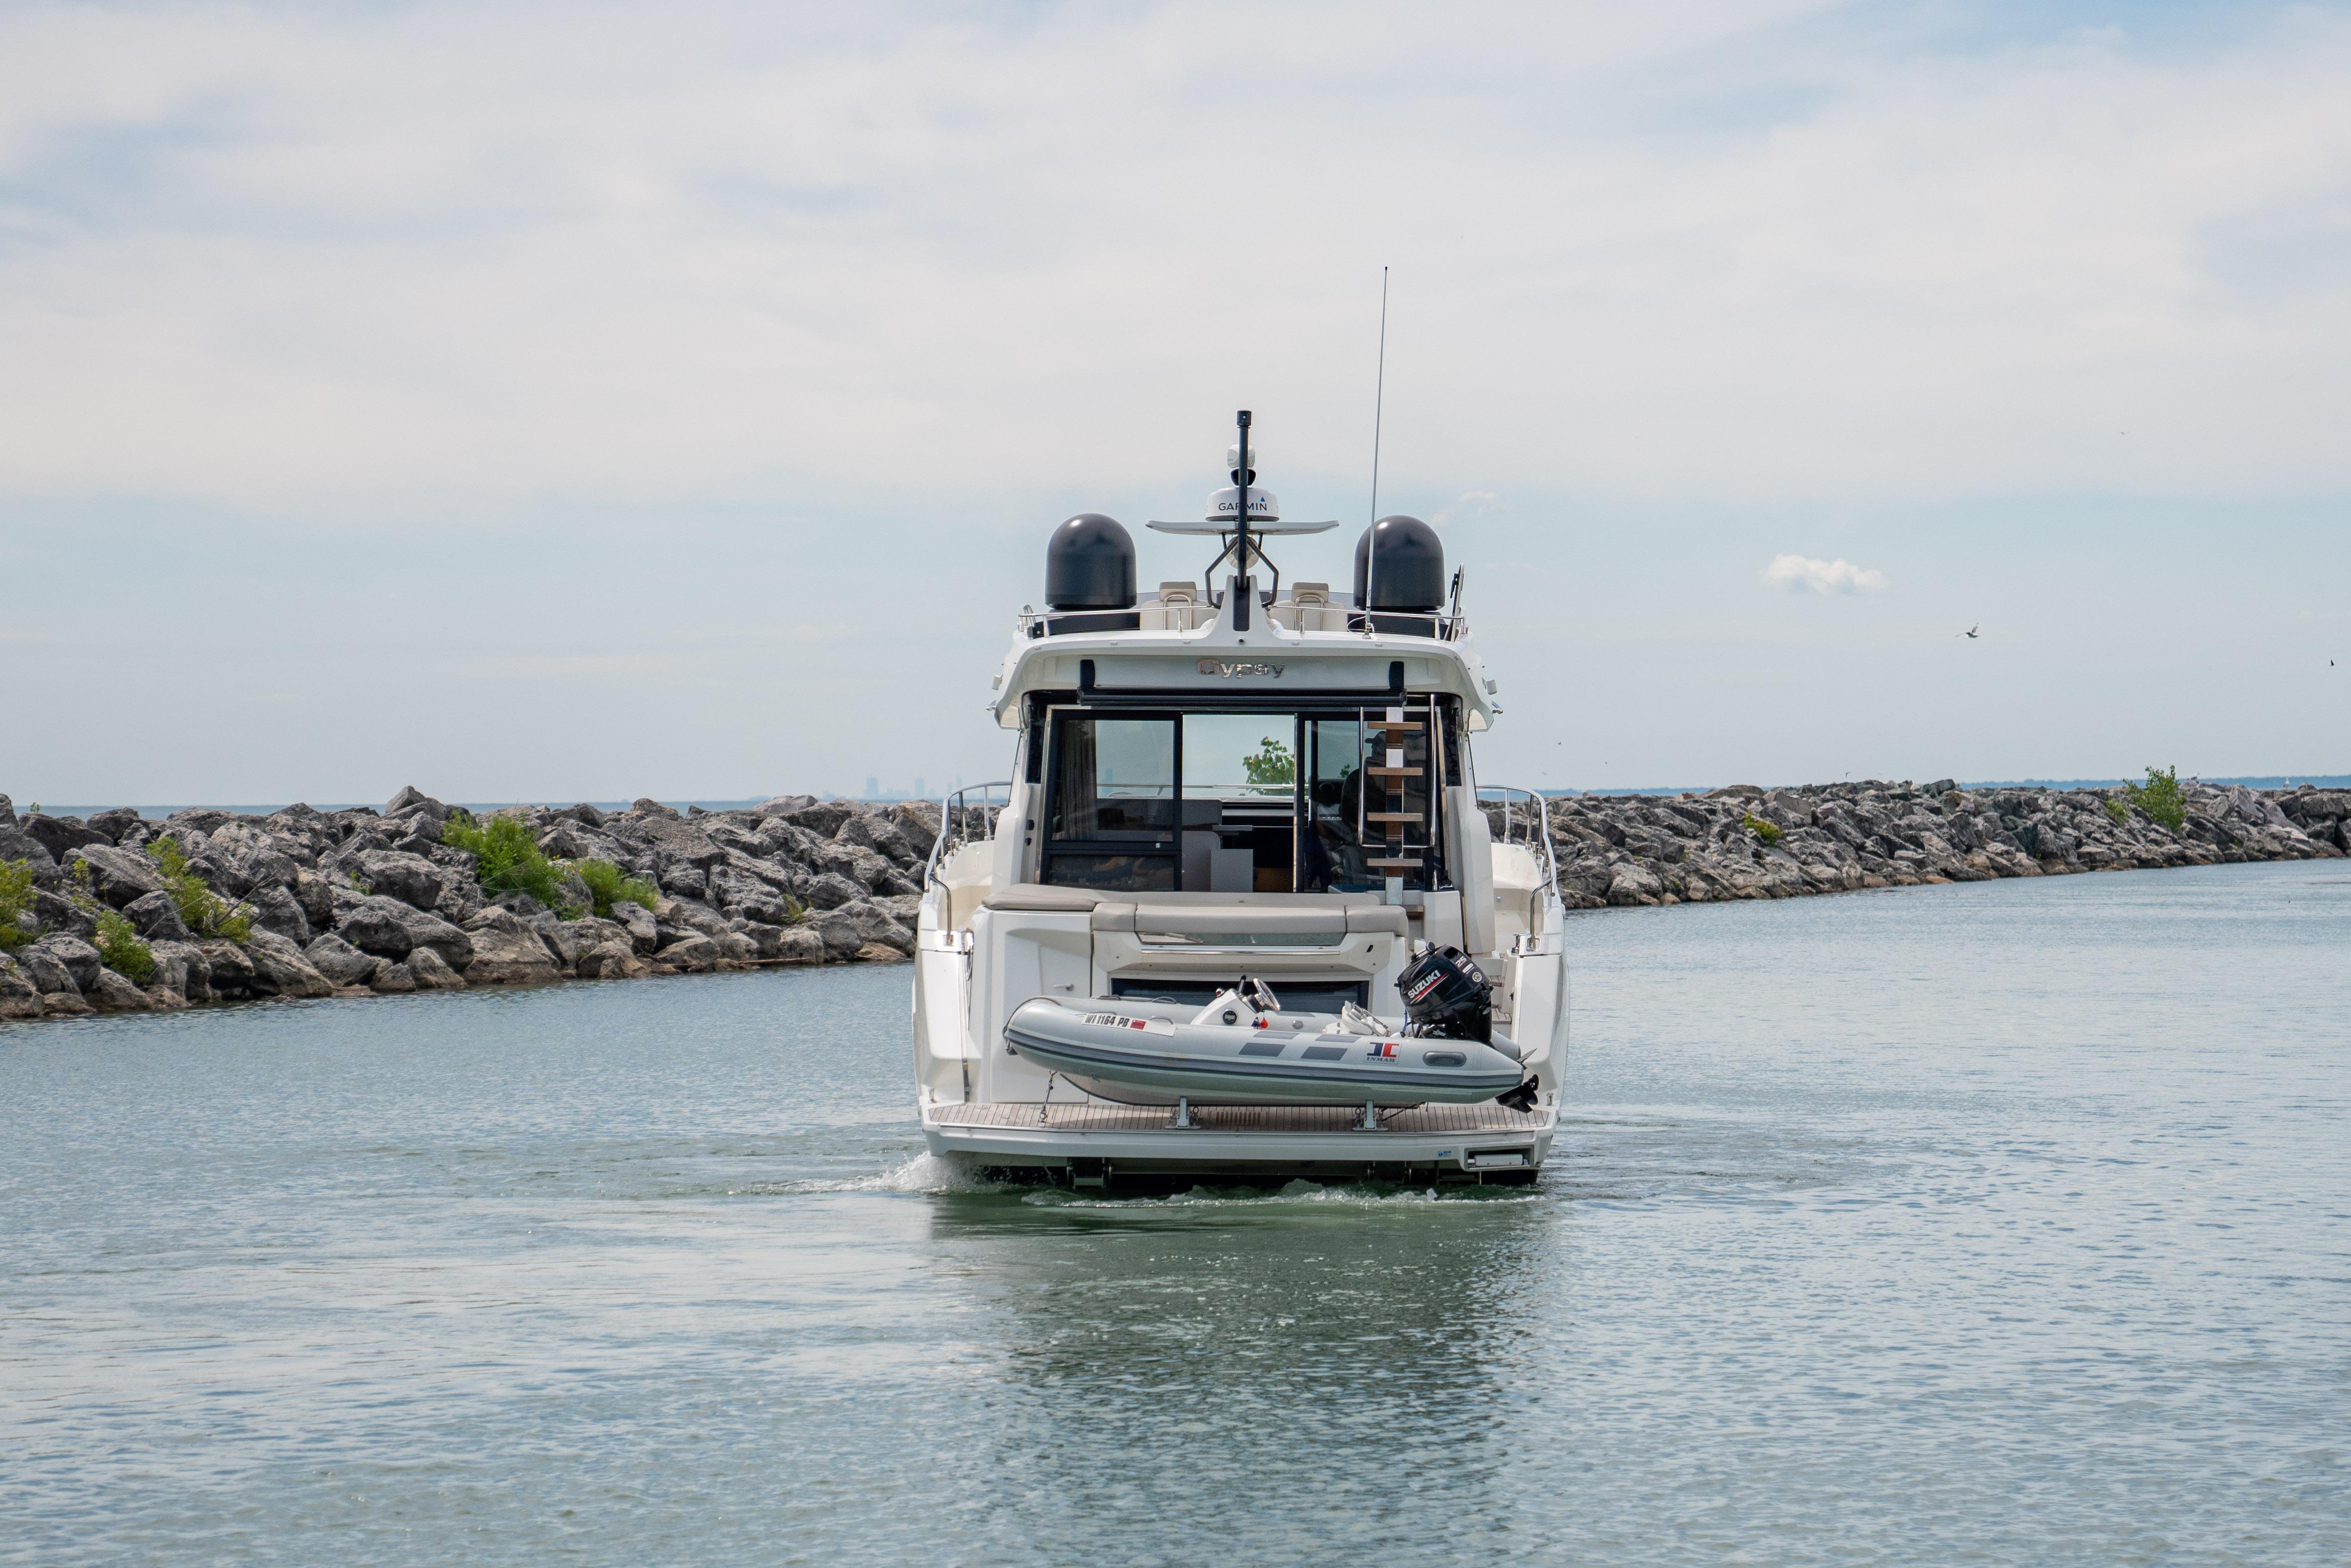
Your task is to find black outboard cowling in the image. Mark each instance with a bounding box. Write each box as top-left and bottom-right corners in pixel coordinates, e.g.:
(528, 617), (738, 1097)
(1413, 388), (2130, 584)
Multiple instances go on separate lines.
(1044, 513), (1139, 633)
(1352, 515), (1444, 633)
(1397, 943), (1491, 1043)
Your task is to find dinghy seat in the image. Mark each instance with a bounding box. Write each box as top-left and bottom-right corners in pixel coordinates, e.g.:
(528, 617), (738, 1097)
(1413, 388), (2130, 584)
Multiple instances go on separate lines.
(1089, 892), (1407, 940)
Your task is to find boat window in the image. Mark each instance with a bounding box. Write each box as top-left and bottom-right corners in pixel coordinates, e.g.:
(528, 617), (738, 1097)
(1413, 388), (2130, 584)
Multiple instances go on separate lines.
(1298, 700), (1442, 893)
(1037, 702), (1441, 894)
(1042, 715), (1179, 890)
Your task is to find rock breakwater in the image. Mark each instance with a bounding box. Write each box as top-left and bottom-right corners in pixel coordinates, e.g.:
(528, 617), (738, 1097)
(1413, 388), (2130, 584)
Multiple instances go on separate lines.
(1, 787), (941, 1021)
(1533, 778), (2346, 907)
(5, 778), (2344, 1023)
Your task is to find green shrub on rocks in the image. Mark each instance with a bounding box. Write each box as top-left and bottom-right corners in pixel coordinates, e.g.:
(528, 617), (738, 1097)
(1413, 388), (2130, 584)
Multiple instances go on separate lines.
(2125, 765), (2187, 834)
(94, 907), (155, 983)
(574, 857), (660, 919)
(442, 810), (579, 912)
(1742, 812), (1784, 846)
(154, 836), (253, 942)
(0, 858), (35, 951)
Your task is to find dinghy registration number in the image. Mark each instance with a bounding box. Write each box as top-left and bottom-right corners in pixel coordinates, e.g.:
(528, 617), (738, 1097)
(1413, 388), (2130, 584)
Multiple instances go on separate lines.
(1082, 1012), (1176, 1035)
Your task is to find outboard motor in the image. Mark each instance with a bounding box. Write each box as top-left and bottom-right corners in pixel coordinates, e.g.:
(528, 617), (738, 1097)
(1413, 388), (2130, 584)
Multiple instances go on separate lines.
(1043, 513), (1139, 634)
(1397, 942), (1491, 1043)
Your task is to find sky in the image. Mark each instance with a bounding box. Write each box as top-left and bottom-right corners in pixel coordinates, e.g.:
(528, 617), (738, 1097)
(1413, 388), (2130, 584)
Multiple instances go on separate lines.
(2, 0), (2347, 805)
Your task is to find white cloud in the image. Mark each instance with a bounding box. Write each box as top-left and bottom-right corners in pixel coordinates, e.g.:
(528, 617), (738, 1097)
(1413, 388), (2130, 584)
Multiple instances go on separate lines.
(1431, 491), (1503, 527)
(1762, 554), (1889, 594)
(0, 3), (2343, 511)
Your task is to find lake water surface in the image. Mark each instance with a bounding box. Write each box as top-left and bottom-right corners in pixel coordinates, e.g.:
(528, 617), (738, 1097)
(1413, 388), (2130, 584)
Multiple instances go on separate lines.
(4, 862), (2347, 1565)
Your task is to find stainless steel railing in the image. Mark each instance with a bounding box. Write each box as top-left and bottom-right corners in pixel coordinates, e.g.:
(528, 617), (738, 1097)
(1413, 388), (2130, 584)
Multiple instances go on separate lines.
(922, 781), (1013, 890)
(1477, 785), (1559, 891)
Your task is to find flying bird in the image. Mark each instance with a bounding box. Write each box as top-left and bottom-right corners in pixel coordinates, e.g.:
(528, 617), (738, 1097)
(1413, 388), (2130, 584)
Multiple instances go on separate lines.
(1957, 624), (1979, 639)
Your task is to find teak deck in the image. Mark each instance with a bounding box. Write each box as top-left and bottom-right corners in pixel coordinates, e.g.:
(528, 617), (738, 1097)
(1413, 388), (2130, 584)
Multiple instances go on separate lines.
(929, 1100), (1547, 1134)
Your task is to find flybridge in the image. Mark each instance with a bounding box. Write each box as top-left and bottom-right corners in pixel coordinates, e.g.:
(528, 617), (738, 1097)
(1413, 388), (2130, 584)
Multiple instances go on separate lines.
(997, 410), (1499, 729)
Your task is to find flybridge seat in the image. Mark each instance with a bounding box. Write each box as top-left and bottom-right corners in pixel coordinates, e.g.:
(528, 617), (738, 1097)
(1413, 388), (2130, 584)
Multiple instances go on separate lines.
(979, 886), (1408, 939)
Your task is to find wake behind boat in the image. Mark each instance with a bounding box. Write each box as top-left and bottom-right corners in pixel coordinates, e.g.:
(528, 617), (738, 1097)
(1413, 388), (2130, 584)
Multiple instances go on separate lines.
(912, 411), (1569, 1188)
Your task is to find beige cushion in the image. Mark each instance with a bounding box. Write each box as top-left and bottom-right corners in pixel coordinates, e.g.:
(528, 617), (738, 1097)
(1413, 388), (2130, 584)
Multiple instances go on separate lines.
(981, 884), (1104, 913)
(1090, 892), (1407, 937)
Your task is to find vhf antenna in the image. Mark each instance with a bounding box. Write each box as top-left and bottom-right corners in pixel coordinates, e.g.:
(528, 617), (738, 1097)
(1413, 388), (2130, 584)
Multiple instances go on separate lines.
(1234, 408), (1253, 631)
(1364, 266), (1388, 635)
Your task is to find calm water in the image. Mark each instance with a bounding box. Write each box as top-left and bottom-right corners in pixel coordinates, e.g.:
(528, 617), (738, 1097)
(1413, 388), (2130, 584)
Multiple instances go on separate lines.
(4, 862), (2347, 1565)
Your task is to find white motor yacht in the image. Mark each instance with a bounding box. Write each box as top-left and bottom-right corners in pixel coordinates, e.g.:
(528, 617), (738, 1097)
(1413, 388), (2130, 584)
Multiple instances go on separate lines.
(914, 412), (1568, 1189)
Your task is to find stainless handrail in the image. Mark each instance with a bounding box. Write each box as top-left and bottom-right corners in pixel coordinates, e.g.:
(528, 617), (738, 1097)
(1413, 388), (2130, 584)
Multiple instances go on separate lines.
(923, 781), (1013, 890)
(1477, 784), (1558, 892)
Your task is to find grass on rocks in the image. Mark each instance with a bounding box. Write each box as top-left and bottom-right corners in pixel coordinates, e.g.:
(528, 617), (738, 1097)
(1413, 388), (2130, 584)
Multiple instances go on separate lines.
(444, 809), (657, 920)
(572, 856), (660, 919)
(1742, 812), (1784, 845)
(0, 858), (33, 951)
(154, 836), (253, 942)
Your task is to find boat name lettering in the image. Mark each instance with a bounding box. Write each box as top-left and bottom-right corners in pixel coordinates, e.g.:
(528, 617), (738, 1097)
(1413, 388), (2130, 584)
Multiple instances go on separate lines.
(1197, 659), (1286, 679)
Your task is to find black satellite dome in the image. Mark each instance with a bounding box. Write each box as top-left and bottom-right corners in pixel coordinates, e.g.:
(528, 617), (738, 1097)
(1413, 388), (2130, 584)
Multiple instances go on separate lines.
(1352, 515), (1444, 611)
(1045, 514), (1137, 610)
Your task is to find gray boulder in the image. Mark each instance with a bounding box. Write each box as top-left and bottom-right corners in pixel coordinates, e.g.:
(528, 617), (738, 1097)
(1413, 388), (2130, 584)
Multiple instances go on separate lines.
(773, 924), (826, 964)
(807, 898), (914, 959)
(64, 844), (167, 908)
(0, 954), (43, 1019)
(529, 911), (579, 969)
(123, 889), (193, 942)
(338, 896), (475, 971)
(243, 930), (335, 998)
(351, 850), (446, 912)
(303, 933), (380, 987)
(460, 908), (561, 985)
(575, 938), (646, 979)
(198, 940), (257, 995)
(87, 807), (146, 843)
(803, 872), (865, 910)
(27, 934), (102, 991)
(149, 941), (214, 1003)
(246, 884), (312, 944)
(292, 870), (337, 930)
(407, 948), (466, 989)
(85, 967), (155, 1011)
(0, 824), (55, 870)
(0, 793), (12, 826)
(33, 887), (99, 942)
(613, 901), (658, 955)
(653, 934), (719, 972)
(37, 984), (93, 1016)
(384, 786), (451, 822)
(370, 961), (417, 993)
(23, 814), (109, 862)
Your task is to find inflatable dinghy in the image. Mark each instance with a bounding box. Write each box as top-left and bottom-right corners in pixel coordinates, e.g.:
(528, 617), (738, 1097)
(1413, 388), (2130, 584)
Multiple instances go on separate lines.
(1005, 980), (1526, 1107)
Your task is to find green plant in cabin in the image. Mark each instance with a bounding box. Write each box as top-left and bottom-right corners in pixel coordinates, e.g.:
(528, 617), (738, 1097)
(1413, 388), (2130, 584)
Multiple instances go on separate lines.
(154, 835), (253, 942)
(1743, 812), (1784, 846)
(2123, 765), (2186, 833)
(0, 858), (35, 951)
(1242, 737), (1295, 791)
(573, 857), (660, 919)
(94, 907), (155, 983)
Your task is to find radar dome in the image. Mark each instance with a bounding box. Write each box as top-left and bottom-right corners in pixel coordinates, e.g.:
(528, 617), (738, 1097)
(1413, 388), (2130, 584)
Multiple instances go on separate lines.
(1352, 515), (1444, 611)
(1045, 514), (1136, 610)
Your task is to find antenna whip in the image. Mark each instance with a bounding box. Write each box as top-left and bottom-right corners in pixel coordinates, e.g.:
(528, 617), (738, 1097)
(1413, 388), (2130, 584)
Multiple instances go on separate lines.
(1365, 266), (1388, 633)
